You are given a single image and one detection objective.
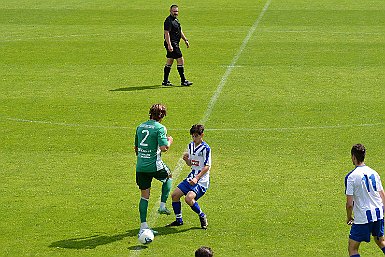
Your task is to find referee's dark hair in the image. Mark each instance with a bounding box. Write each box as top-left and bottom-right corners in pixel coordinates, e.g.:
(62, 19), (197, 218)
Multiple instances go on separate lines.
(351, 143), (366, 163)
(170, 4), (178, 9)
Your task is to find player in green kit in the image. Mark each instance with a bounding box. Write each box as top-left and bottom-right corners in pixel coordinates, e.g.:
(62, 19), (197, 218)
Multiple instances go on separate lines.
(135, 104), (173, 234)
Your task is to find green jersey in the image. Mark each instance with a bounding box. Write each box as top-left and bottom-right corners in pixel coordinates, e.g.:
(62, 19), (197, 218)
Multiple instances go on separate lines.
(135, 120), (169, 172)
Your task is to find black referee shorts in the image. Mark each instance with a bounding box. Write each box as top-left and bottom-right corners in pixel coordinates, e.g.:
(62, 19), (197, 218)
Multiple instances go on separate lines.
(164, 41), (183, 59)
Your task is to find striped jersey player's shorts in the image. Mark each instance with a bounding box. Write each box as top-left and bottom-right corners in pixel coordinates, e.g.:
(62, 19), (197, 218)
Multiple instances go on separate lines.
(349, 219), (384, 242)
(177, 179), (207, 200)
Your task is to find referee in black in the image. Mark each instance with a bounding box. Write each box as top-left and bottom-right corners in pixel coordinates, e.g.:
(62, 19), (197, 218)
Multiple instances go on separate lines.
(162, 5), (193, 86)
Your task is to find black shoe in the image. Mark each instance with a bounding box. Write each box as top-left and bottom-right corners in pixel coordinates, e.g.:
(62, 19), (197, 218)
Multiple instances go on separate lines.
(162, 80), (173, 86)
(181, 80), (193, 86)
(166, 220), (183, 227)
(199, 214), (208, 229)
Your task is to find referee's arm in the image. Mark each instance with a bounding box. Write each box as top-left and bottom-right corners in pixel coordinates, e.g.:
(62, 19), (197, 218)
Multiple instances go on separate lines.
(164, 30), (173, 51)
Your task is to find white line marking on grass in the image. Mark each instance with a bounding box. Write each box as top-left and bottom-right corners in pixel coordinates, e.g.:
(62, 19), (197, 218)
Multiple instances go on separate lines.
(261, 29), (384, 36)
(3, 116), (384, 132)
(0, 32), (147, 42)
(4, 116), (132, 130)
(200, 0), (272, 124)
(205, 123), (385, 132)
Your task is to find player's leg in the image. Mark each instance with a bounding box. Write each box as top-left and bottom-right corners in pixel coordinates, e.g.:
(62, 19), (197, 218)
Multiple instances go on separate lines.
(136, 172), (154, 232)
(348, 223), (370, 257)
(156, 167), (173, 215)
(172, 187), (184, 221)
(186, 187), (208, 229)
(166, 181), (189, 227)
(374, 236), (385, 254)
(372, 219), (385, 254)
(162, 57), (174, 86)
(139, 188), (150, 229)
(348, 239), (361, 257)
(158, 177), (172, 214)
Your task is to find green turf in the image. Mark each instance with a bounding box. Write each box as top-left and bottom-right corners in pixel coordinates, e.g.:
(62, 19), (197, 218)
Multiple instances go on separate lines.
(1, 0), (385, 256)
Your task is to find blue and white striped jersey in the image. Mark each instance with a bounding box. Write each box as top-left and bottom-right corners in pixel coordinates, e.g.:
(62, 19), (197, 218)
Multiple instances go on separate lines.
(345, 165), (384, 224)
(185, 141), (211, 189)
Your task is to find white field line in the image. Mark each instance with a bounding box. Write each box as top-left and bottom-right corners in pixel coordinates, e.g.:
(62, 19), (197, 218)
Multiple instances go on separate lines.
(2, 27), (382, 43)
(2, 116), (384, 132)
(200, 0), (272, 125)
(261, 29), (384, 36)
(0, 32), (144, 42)
(4, 116), (132, 130)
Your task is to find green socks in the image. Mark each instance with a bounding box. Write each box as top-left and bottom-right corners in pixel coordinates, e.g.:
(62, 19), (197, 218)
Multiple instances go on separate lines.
(139, 197), (149, 223)
(161, 178), (172, 203)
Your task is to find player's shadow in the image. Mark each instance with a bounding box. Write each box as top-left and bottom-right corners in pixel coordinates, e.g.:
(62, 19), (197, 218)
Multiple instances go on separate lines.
(110, 84), (184, 92)
(49, 226), (200, 250)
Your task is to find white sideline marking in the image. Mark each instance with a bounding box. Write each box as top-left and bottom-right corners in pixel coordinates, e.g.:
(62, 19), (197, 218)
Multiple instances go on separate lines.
(3, 116), (383, 132)
(200, 0), (272, 125)
(262, 29), (383, 36)
(0, 32), (144, 42)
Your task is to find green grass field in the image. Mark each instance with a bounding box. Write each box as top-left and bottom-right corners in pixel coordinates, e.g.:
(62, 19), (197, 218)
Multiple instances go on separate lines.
(1, 0), (385, 256)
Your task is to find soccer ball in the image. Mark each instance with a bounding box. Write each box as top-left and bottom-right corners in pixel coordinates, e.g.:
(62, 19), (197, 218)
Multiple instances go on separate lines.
(138, 228), (154, 244)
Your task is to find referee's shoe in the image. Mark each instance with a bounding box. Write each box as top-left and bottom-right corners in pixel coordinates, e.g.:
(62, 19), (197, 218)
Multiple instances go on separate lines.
(181, 80), (193, 86)
(162, 80), (173, 86)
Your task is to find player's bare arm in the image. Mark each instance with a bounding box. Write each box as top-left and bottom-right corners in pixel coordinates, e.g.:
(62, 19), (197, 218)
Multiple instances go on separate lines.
(189, 165), (210, 186)
(380, 190), (385, 209)
(346, 195), (354, 225)
(183, 152), (192, 166)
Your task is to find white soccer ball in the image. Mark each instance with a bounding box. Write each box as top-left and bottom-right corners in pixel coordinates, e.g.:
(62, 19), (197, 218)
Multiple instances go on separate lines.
(138, 228), (154, 244)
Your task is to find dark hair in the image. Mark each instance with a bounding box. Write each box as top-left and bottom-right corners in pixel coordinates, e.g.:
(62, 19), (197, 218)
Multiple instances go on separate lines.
(190, 124), (204, 135)
(351, 144), (366, 163)
(149, 104), (167, 121)
(170, 4), (178, 10)
(195, 246), (213, 257)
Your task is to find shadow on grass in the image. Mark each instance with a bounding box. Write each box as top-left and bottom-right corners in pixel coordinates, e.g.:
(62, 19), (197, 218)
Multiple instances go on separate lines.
(110, 84), (185, 92)
(49, 226), (201, 250)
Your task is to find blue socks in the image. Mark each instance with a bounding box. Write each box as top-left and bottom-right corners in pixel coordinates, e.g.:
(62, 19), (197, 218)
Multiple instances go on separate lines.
(172, 201), (183, 223)
(191, 202), (205, 217)
(172, 201), (205, 223)
(350, 254), (360, 257)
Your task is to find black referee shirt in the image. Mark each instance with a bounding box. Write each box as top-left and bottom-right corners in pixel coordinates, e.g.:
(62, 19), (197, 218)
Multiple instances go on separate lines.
(164, 15), (182, 43)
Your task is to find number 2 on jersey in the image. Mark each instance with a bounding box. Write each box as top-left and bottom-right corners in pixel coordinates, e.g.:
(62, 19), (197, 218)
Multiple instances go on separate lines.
(140, 130), (149, 146)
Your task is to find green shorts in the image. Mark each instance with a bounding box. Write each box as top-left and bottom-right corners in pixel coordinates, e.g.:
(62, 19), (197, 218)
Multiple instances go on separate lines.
(136, 166), (171, 190)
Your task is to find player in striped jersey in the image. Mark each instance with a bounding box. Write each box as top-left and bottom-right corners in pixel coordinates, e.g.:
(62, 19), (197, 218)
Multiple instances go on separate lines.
(167, 124), (211, 229)
(345, 144), (385, 257)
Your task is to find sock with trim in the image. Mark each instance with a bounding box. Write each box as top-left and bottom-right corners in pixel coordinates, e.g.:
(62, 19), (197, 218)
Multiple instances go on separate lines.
(163, 64), (172, 82)
(177, 65), (186, 83)
(172, 201), (183, 223)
